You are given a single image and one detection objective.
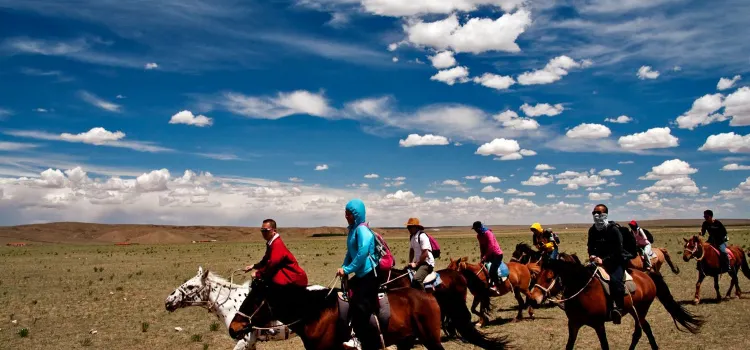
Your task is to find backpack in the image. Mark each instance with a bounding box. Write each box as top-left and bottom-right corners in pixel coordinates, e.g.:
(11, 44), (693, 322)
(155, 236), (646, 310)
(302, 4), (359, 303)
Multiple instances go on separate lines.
(419, 232), (441, 259)
(612, 221), (638, 259)
(643, 228), (654, 243)
(358, 223), (395, 272)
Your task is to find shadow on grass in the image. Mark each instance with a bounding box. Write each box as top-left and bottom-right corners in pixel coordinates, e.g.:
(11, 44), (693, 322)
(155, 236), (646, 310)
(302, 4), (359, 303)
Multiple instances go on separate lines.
(479, 316), (554, 327)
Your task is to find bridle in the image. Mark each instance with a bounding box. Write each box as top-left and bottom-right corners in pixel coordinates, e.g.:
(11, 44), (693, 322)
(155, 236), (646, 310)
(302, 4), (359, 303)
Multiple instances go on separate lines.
(175, 269), (244, 311)
(684, 240), (705, 262)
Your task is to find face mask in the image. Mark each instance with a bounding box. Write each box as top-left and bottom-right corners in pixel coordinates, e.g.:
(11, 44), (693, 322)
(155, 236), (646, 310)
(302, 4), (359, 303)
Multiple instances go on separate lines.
(593, 213), (608, 231)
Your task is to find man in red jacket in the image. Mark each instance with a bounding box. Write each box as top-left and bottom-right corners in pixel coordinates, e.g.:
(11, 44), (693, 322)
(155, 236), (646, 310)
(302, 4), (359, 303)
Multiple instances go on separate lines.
(244, 218), (308, 287)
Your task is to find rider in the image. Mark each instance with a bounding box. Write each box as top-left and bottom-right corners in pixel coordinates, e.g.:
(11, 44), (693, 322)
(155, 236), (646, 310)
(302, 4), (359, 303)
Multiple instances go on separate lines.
(587, 204), (630, 325)
(472, 221), (504, 291)
(406, 217), (434, 291)
(628, 220), (653, 271)
(530, 222), (559, 260)
(701, 209), (731, 273)
(337, 199), (380, 350)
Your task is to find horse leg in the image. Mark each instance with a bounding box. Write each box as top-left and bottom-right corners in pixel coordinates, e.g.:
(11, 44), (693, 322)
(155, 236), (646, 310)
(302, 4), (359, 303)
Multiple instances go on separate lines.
(693, 271), (705, 305)
(642, 320), (658, 350)
(628, 316), (643, 350)
(713, 275), (722, 302)
(594, 323), (610, 350)
(565, 321), (581, 350)
(512, 289), (525, 321)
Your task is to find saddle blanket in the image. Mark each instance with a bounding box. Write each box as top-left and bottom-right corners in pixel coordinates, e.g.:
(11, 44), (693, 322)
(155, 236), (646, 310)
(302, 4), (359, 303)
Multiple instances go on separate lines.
(407, 269), (442, 290)
(337, 291), (390, 332)
(485, 261), (510, 282)
(707, 244), (735, 262)
(596, 267), (637, 295)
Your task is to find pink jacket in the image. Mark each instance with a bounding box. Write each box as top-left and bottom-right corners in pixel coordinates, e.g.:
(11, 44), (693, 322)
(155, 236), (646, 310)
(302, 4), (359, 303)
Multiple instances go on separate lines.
(477, 228), (503, 261)
(632, 228), (650, 247)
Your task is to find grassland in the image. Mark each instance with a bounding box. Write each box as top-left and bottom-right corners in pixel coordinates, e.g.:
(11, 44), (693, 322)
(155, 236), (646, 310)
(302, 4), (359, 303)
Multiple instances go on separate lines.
(2, 225), (750, 350)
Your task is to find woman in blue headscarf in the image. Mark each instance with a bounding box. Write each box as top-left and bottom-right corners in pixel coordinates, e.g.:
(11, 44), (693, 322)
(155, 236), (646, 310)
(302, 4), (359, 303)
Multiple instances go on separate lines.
(336, 198), (379, 349)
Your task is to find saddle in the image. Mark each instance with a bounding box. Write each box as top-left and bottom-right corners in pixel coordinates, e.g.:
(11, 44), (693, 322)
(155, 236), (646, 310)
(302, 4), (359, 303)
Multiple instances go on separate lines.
(337, 291), (391, 333)
(407, 269), (442, 291)
(484, 261), (510, 282)
(595, 266), (637, 295)
(707, 244), (735, 262)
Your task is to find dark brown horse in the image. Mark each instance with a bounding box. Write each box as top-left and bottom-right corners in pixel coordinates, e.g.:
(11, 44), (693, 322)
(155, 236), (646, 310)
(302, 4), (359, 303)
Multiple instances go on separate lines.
(447, 256), (538, 326)
(510, 243), (580, 300)
(230, 277), (510, 350)
(682, 235), (750, 304)
(530, 259), (704, 350)
(628, 246), (680, 275)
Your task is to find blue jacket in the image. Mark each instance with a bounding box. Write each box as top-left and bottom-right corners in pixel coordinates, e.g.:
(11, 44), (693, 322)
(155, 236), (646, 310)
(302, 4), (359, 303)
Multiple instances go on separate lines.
(342, 199), (376, 277)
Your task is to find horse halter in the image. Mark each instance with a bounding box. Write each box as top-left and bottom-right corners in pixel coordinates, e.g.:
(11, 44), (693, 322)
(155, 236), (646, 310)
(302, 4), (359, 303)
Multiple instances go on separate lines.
(684, 240), (704, 261)
(510, 251), (526, 262)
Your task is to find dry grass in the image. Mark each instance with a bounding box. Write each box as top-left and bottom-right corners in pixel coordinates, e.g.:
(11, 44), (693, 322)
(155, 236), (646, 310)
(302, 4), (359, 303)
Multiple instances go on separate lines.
(2, 226), (750, 349)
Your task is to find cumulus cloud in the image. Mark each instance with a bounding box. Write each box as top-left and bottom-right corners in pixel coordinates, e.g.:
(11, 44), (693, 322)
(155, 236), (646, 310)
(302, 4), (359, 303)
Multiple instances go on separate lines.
(59, 127), (126, 144)
(721, 163), (750, 171)
(428, 50), (456, 69)
(520, 103), (564, 117)
(588, 192), (613, 201)
(517, 55), (592, 85)
(618, 127), (678, 150)
(220, 90), (333, 119)
(315, 164), (329, 171)
(717, 75), (741, 90)
(480, 176), (502, 184)
(399, 134), (450, 147)
(481, 185), (501, 193)
(643, 176), (700, 194)
(169, 110), (213, 127)
(145, 62), (158, 69)
(79, 91), (121, 112)
(566, 123), (612, 139)
(699, 132), (750, 153)
(637, 66), (659, 79)
(556, 171), (608, 190)
(536, 164), (555, 171)
(493, 110), (539, 130)
(430, 66), (470, 85)
(627, 193), (663, 209)
(4, 128), (170, 153)
(403, 10), (531, 54)
(605, 115), (632, 124)
(521, 175), (554, 186)
(288, 177), (304, 182)
(472, 73), (515, 90)
(724, 87), (750, 126)
(136, 169), (170, 192)
(358, 0), (526, 16)
(675, 93), (726, 129)
(364, 173), (379, 179)
(598, 169), (622, 176)
(475, 138), (530, 160)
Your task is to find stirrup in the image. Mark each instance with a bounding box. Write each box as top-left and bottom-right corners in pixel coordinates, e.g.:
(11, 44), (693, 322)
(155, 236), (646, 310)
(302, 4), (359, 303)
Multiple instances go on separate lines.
(610, 309), (622, 324)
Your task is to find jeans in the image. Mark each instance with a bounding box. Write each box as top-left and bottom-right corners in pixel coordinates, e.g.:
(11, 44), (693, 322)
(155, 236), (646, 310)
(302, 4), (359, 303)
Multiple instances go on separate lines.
(349, 270), (380, 349)
(411, 264), (433, 291)
(487, 254), (503, 287)
(604, 263), (625, 311)
(717, 242), (731, 271)
(548, 247), (559, 260)
(639, 245), (652, 269)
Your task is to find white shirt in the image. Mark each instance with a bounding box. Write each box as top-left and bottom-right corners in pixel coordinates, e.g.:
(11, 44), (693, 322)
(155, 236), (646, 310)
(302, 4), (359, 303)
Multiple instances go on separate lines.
(410, 231), (435, 267)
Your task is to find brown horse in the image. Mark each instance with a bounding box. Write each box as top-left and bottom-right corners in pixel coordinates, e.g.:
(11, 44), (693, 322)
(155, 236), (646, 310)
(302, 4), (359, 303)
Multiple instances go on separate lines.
(447, 256), (538, 326)
(510, 243), (580, 301)
(682, 235), (750, 304)
(230, 277), (510, 350)
(628, 246), (680, 275)
(530, 259), (704, 350)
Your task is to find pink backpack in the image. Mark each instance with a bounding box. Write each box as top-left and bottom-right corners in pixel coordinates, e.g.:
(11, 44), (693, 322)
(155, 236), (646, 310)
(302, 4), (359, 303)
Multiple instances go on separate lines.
(359, 222), (395, 272)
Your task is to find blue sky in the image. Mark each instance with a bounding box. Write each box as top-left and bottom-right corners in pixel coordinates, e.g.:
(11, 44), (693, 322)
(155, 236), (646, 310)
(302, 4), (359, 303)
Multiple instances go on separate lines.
(0, 0), (749, 227)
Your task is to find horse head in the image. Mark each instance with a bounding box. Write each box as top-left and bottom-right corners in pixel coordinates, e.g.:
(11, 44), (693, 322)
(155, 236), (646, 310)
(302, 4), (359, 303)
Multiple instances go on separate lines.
(682, 235), (703, 262)
(511, 242), (534, 263)
(165, 266), (211, 312)
(228, 278), (273, 340)
(530, 265), (557, 306)
(447, 256), (469, 270)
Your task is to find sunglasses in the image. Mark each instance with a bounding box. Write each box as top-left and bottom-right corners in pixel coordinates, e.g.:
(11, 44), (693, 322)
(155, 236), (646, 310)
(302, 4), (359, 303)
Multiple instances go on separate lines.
(260, 228), (273, 233)
(592, 210), (605, 215)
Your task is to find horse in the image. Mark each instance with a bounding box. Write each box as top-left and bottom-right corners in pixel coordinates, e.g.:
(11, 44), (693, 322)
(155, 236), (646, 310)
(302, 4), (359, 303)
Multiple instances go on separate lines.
(447, 256), (538, 326)
(627, 246), (680, 275)
(510, 243), (580, 301)
(682, 235), (750, 304)
(229, 276), (510, 350)
(165, 266), (323, 350)
(530, 259), (705, 350)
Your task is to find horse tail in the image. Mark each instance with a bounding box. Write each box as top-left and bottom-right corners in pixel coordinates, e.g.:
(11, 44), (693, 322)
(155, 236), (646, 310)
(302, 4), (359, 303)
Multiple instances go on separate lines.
(441, 289), (510, 349)
(660, 248), (680, 274)
(649, 271), (705, 334)
(739, 247), (750, 280)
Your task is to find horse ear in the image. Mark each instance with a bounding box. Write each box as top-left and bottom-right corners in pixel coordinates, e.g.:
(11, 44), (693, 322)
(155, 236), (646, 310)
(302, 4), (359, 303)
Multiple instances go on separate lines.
(197, 266), (204, 276)
(201, 267), (209, 280)
(683, 238), (688, 242)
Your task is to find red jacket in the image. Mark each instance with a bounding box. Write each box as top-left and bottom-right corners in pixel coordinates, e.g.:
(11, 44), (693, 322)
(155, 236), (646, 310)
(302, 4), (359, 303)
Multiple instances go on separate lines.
(254, 235), (308, 287)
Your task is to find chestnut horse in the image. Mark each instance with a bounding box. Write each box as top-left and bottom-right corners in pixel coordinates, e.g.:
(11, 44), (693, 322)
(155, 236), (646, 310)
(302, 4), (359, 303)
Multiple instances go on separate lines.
(231, 277), (510, 350)
(447, 257), (538, 326)
(510, 243), (580, 301)
(682, 235), (750, 304)
(627, 246), (680, 275)
(530, 259), (704, 350)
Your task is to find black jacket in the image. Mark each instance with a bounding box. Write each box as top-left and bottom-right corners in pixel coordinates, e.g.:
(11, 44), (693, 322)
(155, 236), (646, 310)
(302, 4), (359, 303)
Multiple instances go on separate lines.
(587, 223), (632, 266)
(701, 220), (728, 245)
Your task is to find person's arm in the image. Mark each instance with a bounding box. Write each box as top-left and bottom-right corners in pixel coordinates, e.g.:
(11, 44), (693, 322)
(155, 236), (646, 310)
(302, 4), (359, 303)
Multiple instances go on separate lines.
(252, 247), (271, 271)
(480, 232), (490, 262)
(418, 234), (430, 264)
(602, 226), (623, 265)
(342, 226), (371, 275)
(409, 237), (415, 263)
(587, 228), (596, 258)
(700, 222), (707, 236)
(256, 243), (285, 279)
(718, 221), (728, 241)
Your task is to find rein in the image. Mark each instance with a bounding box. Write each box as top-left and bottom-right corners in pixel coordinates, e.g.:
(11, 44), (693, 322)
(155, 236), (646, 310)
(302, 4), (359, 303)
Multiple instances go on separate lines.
(537, 266), (598, 303)
(181, 269), (245, 311)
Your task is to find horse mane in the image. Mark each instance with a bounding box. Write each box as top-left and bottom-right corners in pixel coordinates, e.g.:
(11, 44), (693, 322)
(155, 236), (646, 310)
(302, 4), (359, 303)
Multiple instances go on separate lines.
(545, 259), (594, 289)
(206, 271), (250, 289)
(515, 242), (534, 252)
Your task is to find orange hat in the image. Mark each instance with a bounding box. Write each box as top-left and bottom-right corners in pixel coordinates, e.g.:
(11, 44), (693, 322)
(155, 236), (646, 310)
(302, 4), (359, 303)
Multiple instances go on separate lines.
(405, 217), (424, 228)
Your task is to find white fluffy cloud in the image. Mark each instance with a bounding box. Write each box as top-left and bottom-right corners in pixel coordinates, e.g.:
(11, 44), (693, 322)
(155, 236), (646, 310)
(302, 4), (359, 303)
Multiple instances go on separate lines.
(472, 73), (515, 90)
(59, 127), (125, 145)
(521, 175), (554, 186)
(493, 110), (539, 130)
(643, 176), (700, 194)
(221, 90), (333, 119)
(399, 134), (450, 147)
(566, 123), (612, 139)
(675, 93), (726, 129)
(517, 55), (592, 85)
(480, 176), (501, 184)
(136, 169), (170, 192)
(430, 66), (470, 85)
(520, 103), (564, 117)
(588, 192), (613, 201)
(360, 0), (526, 16)
(536, 164), (555, 171)
(699, 132), (750, 153)
(637, 66), (659, 80)
(5, 128), (170, 153)
(717, 75), (741, 90)
(429, 50), (456, 69)
(598, 169), (622, 176)
(724, 87), (750, 126)
(722, 163), (750, 171)
(403, 10), (531, 54)
(605, 115), (633, 124)
(315, 164), (329, 171)
(475, 138), (531, 160)
(618, 127), (679, 150)
(556, 172), (608, 190)
(145, 62), (158, 70)
(169, 110), (213, 127)
(627, 193), (663, 209)
(481, 185), (501, 193)
(647, 159), (698, 178)
(364, 173), (379, 179)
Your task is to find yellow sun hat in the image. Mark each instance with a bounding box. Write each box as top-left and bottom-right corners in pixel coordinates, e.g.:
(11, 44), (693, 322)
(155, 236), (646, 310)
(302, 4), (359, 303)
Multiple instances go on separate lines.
(530, 222), (543, 232)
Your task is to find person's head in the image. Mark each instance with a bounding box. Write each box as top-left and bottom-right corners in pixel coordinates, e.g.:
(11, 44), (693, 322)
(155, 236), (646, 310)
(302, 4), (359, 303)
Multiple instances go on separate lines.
(530, 222), (542, 234)
(345, 199), (366, 226)
(628, 220), (638, 230)
(703, 209), (714, 221)
(405, 217), (423, 235)
(472, 221), (483, 234)
(260, 219), (277, 241)
(592, 204), (609, 231)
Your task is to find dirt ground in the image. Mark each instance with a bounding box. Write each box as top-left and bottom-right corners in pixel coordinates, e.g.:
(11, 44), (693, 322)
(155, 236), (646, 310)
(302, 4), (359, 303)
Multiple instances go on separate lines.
(2, 225), (750, 350)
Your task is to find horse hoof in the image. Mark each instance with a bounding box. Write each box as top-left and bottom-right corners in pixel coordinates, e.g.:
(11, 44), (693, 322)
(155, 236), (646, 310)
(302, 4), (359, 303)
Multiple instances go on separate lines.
(693, 299), (700, 305)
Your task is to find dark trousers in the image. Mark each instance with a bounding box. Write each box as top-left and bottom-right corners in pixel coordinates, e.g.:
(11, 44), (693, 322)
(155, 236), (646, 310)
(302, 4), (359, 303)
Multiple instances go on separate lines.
(604, 263), (625, 310)
(487, 254), (503, 286)
(349, 270), (380, 349)
(411, 264), (433, 291)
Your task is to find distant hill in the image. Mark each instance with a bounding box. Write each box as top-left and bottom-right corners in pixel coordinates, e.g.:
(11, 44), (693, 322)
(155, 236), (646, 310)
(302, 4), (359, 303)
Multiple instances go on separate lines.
(1, 219), (748, 245)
